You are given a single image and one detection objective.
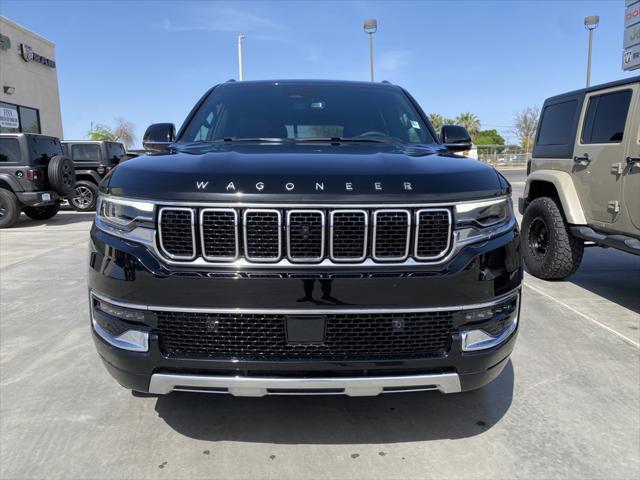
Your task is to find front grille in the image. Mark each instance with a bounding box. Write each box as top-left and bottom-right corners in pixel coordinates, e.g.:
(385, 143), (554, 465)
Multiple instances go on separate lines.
(157, 206), (452, 264)
(157, 310), (454, 360)
(287, 210), (324, 261)
(158, 208), (195, 259)
(244, 210), (281, 261)
(201, 209), (238, 260)
(373, 210), (410, 260)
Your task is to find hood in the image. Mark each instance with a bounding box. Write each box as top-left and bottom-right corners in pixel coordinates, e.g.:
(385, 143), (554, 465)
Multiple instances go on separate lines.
(106, 143), (507, 202)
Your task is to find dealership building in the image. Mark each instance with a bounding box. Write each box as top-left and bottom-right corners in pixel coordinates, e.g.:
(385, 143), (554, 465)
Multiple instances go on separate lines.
(0, 16), (63, 138)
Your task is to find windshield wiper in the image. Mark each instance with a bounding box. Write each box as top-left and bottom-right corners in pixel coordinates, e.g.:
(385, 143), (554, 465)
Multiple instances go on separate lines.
(294, 136), (395, 144)
(222, 137), (293, 143)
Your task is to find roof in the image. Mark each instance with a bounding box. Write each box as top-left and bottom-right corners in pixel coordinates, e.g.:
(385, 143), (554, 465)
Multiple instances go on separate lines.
(0, 16), (55, 48)
(545, 75), (640, 103)
(217, 79), (399, 89)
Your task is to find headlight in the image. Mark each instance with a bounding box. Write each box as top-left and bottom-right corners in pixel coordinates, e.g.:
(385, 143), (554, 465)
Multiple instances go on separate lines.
(95, 195), (156, 245)
(455, 197), (514, 244)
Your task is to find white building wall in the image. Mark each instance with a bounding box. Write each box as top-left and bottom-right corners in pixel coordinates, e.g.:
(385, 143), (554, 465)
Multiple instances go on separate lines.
(0, 16), (63, 138)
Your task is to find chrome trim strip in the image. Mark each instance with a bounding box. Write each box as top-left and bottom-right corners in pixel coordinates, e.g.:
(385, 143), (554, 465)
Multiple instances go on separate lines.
(90, 288), (520, 315)
(199, 208), (239, 262)
(243, 209), (282, 262)
(286, 210), (325, 263)
(372, 209), (411, 261)
(158, 207), (196, 260)
(329, 209), (368, 262)
(101, 193), (508, 210)
(148, 372), (462, 396)
(414, 208), (453, 261)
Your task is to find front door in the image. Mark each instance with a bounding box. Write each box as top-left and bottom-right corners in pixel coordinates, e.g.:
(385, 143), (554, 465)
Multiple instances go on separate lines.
(571, 84), (637, 227)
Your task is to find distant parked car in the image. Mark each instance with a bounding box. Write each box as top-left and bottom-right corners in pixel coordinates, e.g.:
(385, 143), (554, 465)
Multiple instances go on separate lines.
(0, 133), (75, 228)
(520, 77), (639, 280)
(62, 140), (126, 211)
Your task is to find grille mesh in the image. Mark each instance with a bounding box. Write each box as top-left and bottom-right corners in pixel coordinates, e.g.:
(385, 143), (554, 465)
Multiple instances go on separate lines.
(245, 210), (281, 260)
(416, 210), (450, 258)
(331, 211), (367, 260)
(374, 211), (410, 259)
(159, 209), (194, 258)
(288, 211), (324, 260)
(157, 310), (454, 360)
(201, 210), (237, 260)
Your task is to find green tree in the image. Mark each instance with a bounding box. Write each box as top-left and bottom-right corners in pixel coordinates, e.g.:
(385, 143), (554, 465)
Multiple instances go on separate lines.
(87, 124), (116, 141)
(475, 129), (505, 152)
(454, 112), (481, 140)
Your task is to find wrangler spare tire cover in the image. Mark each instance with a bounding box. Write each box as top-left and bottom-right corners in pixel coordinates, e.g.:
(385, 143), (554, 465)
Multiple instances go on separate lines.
(48, 155), (75, 196)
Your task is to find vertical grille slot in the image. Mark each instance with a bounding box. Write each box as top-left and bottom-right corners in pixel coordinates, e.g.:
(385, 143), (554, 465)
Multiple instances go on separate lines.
(372, 210), (411, 261)
(158, 207), (196, 260)
(415, 209), (452, 260)
(200, 209), (238, 261)
(330, 210), (368, 262)
(287, 210), (325, 262)
(244, 209), (282, 262)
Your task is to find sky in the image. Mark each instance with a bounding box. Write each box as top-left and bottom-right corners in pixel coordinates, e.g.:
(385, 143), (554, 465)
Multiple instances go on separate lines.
(0, 0), (635, 147)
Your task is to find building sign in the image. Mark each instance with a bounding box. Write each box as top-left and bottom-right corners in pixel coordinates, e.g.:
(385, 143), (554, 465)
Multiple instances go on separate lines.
(0, 106), (19, 129)
(624, 0), (640, 71)
(19, 43), (56, 68)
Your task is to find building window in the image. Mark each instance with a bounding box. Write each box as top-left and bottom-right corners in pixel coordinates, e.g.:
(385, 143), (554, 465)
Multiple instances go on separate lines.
(0, 101), (41, 134)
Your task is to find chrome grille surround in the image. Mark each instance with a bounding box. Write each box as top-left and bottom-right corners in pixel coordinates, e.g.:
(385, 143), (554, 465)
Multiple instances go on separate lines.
(372, 209), (411, 261)
(414, 208), (453, 261)
(329, 209), (368, 262)
(158, 207), (196, 260)
(286, 210), (325, 263)
(145, 200), (513, 268)
(200, 208), (239, 261)
(243, 209), (282, 262)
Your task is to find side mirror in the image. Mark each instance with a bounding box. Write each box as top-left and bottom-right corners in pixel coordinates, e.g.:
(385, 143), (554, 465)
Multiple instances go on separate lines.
(441, 125), (472, 152)
(143, 123), (176, 152)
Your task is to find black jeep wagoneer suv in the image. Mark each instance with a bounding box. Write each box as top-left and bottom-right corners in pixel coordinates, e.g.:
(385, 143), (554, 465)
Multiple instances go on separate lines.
(88, 80), (521, 396)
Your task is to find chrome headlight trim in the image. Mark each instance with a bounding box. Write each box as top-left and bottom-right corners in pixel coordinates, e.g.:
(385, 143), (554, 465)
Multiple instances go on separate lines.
(95, 194), (156, 246)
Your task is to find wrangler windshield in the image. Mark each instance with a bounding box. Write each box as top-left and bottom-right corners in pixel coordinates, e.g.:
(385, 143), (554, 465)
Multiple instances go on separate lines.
(180, 83), (437, 144)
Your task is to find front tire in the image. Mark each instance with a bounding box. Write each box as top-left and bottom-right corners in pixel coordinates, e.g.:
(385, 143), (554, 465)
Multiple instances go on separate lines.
(70, 180), (98, 211)
(0, 188), (20, 229)
(522, 197), (584, 280)
(23, 203), (60, 220)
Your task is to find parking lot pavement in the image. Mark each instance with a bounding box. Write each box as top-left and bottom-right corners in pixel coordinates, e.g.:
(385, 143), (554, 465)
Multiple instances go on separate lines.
(1, 172), (639, 479)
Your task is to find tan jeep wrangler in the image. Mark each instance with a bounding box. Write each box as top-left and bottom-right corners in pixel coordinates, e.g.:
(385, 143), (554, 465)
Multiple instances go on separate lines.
(520, 77), (640, 280)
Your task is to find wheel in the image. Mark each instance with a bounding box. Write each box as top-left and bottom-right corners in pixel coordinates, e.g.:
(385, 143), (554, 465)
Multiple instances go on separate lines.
(522, 197), (584, 280)
(0, 188), (20, 229)
(23, 203), (60, 220)
(48, 155), (76, 196)
(70, 181), (98, 211)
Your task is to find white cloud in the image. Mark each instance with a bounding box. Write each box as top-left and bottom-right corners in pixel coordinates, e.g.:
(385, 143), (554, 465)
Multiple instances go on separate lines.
(155, 8), (287, 33)
(376, 50), (411, 72)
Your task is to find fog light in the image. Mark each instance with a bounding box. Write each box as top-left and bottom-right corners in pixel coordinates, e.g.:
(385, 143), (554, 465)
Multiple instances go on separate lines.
(460, 294), (519, 352)
(91, 295), (150, 352)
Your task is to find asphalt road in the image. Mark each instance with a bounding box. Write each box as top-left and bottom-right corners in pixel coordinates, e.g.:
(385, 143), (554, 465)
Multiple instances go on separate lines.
(1, 168), (639, 480)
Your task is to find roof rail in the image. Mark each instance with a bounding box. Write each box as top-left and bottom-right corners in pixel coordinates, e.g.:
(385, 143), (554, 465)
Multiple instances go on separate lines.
(225, 79), (236, 83)
(381, 80), (391, 84)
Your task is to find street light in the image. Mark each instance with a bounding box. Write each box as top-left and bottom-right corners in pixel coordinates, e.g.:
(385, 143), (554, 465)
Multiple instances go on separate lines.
(584, 16), (599, 87)
(237, 33), (245, 81)
(363, 19), (377, 82)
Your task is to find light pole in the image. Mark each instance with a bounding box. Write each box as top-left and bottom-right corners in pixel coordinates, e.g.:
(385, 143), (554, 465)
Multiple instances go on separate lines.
(363, 19), (377, 82)
(584, 16), (599, 87)
(237, 33), (245, 81)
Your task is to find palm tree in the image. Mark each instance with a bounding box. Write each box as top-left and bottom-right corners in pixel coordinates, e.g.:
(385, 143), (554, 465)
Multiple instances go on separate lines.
(454, 112), (481, 140)
(428, 113), (445, 133)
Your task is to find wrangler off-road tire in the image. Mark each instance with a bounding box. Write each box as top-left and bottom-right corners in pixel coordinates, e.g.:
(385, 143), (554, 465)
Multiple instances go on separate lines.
(0, 188), (19, 229)
(522, 197), (584, 280)
(48, 155), (76, 196)
(23, 203), (60, 220)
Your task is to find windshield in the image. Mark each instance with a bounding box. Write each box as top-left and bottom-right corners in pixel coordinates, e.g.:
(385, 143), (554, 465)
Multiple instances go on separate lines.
(180, 83), (437, 144)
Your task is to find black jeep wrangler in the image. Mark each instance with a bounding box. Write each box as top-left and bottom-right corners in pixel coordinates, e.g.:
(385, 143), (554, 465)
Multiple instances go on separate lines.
(62, 140), (126, 211)
(0, 133), (75, 228)
(88, 80), (521, 397)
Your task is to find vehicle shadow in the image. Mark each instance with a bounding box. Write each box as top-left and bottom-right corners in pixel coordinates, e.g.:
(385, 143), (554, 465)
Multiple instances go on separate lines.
(154, 361), (514, 444)
(569, 248), (640, 314)
(12, 211), (94, 229)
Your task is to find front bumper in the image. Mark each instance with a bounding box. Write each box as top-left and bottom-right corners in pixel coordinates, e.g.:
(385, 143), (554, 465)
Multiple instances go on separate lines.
(88, 225), (522, 395)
